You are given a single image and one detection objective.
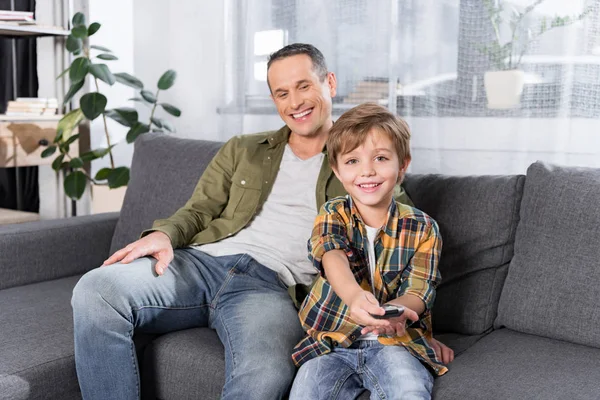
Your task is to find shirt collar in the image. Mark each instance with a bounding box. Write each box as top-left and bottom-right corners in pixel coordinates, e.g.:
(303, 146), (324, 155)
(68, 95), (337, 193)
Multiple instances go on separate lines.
(257, 125), (291, 148)
(347, 194), (399, 237)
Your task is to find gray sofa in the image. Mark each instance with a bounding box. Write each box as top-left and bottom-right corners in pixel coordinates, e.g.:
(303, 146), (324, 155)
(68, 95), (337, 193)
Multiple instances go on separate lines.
(1, 132), (600, 400)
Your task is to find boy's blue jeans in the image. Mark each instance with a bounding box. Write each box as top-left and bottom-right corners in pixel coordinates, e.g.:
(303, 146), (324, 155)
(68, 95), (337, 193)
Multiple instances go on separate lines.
(71, 248), (303, 400)
(290, 340), (433, 400)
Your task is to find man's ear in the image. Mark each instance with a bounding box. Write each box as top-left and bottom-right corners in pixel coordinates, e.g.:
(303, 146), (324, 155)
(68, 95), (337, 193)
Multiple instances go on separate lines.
(327, 72), (337, 98)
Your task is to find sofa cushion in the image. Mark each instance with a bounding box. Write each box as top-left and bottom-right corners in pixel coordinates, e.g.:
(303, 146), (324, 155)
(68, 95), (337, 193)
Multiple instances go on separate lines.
(496, 162), (600, 348)
(403, 174), (524, 335)
(142, 328), (225, 400)
(433, 328), (600, 400)
(110, 133), (224, 254)
(0, 275), (82, 400)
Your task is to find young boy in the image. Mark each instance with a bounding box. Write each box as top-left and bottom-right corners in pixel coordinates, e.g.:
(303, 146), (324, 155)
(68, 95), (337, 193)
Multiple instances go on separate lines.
(290, 103), (447, 400)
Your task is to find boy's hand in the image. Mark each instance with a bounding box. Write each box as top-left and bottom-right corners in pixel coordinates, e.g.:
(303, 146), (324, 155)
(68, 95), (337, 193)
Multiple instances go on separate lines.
(361, 305), (419, 337)
(348, 291), (391, 331)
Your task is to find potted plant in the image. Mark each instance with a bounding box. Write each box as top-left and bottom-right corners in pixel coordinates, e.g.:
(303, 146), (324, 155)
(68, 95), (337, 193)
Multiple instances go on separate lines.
(40, 12), (181, 200)
(480, 0), (591, 109)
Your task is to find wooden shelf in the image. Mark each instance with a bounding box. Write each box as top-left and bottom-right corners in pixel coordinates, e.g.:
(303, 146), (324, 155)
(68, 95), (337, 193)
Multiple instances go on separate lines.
(0, 23), (69, 37)
(0, 114), (63, 122)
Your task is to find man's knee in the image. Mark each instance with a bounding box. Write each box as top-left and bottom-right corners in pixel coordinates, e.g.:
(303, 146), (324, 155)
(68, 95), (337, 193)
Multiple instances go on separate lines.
(71, 266), (128, 317)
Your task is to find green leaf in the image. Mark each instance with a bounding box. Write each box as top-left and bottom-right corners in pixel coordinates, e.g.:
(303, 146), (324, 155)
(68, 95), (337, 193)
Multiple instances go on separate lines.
(69, 57), (90, 83)
(88, 22), (101, 36)
(95, 167), (112, 180)
(108, 167), (130, 189)
(126, 122), (150, 143)
(140, 90), (156, 103)
(152, 117), (174, 133)
(157, 70), (177, 90)
(72, 12), (86, 27)
(64, 170), (88, 200)
(80, 145), (116, 162)
(71, 25), (88, 39)
(159, 103), (181, 117)
(52, 154), (65, 171)
(89, 64), (116, 85)
(63, 80), (84, 105)
(114, 72), (143, 90)
(56, 109), (85, 142)
(66, 35), (82, 53)
(90, 44), (112, 52)
(56, 67), (70, 80)
(41, 146), (57, 158)
(64, 133), (80, 146)
(151, 117), (163, 128)
(69, 157), (84, 168)
(80, 92), (107, 120)
(105, 107), (138, 127)
(97, 53), (118, 61)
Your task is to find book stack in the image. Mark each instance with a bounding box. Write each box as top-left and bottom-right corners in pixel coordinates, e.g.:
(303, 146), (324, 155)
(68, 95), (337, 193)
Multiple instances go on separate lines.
(5, 98), (58, 116)
(0, 10), (34, 22)
(343, 78), (401, 105)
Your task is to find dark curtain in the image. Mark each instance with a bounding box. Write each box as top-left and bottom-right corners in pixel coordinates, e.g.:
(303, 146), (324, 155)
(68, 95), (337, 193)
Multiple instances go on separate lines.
(0, 0), (39, 212)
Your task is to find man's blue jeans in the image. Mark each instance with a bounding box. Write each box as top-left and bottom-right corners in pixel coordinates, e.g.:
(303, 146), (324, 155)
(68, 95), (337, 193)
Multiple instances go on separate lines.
(71, 248), (304, 400)
(290, 340), (433, 400)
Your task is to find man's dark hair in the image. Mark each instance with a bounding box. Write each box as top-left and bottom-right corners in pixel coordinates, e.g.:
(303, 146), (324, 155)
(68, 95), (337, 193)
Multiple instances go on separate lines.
(267, 43), (328, 83)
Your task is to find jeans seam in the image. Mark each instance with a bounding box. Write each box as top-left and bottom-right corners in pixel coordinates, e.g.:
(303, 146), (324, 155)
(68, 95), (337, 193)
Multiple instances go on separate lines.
(218, 311), (236, 399)
(96, 292), (140, 399)
(362, 365), (386, 400)
(329, 367), (356, 400)
(211, 253), (248, 311)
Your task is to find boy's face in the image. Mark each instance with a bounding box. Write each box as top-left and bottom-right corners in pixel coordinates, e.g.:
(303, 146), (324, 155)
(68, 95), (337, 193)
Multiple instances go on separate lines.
(268, 54), (337, 139)
(332, 129), (410, 225)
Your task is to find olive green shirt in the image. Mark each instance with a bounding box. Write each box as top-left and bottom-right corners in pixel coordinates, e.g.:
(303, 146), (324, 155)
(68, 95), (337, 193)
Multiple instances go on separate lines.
(143, 125), (412, 249)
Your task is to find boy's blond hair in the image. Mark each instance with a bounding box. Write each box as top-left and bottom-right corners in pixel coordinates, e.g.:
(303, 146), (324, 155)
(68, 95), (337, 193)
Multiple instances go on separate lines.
(327, 103), (411, 168)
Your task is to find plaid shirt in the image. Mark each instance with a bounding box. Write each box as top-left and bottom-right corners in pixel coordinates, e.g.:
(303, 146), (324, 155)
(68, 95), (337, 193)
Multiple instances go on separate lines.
(292, 195), (447, 376)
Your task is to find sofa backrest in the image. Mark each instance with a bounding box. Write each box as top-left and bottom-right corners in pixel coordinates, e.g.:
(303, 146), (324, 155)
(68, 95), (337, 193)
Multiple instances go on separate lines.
(496, 162), (600, 348)
(109, 133), (224, 254)
(403, 174), (525, 335)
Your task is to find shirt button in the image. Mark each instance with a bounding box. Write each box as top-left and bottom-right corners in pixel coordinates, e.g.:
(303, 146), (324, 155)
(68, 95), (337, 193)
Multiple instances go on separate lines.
(333, 341), (339, 347)
(241, 180), (246, 185)
(267, 156), (271, 160)
(265, 181), (268, 184)
(228, 233), (233, 236)
(350, 335), (356, 340)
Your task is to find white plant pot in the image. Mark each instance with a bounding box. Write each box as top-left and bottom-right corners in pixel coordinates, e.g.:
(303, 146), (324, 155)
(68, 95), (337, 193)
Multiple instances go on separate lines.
(484, 70), (525, 109)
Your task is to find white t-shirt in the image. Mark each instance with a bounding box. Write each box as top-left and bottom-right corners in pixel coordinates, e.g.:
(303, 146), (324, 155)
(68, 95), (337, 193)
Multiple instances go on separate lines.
(358, 224), (381, 341)
(196, 144), (324, 287)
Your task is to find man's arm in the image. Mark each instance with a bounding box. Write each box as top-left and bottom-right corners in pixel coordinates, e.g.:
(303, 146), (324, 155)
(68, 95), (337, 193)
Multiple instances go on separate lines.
(103, 137), (240, 272)
(143, 136), (239, 248)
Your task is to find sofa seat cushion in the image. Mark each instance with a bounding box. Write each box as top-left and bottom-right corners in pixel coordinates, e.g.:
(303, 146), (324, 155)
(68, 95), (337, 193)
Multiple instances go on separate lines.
(403, 174), (525, 335)
(110, 133), (224, 254)
(433, 328), (600, 400)
(140, 327), (484, 400)
(142, 328), (225, 400)
(0, 275), (82, 400)
(496, 162), (600, 348)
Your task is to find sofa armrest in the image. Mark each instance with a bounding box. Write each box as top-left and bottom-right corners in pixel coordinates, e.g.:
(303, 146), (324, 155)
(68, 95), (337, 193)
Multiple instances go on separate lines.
(0, 212), (119, 290)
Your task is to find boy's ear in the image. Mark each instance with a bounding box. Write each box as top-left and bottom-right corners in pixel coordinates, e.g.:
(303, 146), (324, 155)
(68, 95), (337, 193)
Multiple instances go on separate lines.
(397, 157), (412, 183)
(331, 164), (341, 181)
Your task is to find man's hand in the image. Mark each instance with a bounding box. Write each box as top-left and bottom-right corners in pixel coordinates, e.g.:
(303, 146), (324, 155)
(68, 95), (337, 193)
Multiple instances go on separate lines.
(429, 337), (454, 365)
(361, 305), (419, 337)
(348, 291), (391, 332)
(102, 231), (174, 275)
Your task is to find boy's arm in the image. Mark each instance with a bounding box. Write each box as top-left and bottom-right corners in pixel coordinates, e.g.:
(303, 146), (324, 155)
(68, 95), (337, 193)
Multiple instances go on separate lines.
(322, 250), (389, 328)
(308, 201), (389, 329)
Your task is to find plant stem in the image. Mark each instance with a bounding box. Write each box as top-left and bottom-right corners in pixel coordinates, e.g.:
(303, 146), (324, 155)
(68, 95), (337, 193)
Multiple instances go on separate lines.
(93, 77), (115, 169)
(148, 89), (161, 129)
(62, 151), (96, 183)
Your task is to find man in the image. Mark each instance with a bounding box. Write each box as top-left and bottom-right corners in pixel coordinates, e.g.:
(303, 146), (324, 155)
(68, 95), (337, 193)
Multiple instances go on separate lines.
(71, 43), (453, 400)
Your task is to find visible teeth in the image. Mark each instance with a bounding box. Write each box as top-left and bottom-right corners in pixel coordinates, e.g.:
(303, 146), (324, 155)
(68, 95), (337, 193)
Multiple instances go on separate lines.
(293, 109), (312, 119)
(360, 183), (379, 188)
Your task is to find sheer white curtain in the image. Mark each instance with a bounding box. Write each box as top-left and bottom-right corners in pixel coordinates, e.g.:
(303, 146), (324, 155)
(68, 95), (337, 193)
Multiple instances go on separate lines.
(220, 0), (600, 175)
